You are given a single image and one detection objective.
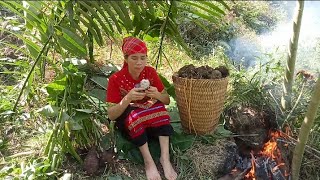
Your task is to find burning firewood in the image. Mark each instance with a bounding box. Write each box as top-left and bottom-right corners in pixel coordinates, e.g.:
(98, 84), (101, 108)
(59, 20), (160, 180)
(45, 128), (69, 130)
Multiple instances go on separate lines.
(218, 167), (251, 180)
(244, 131), (290, 180)
(268, 159), (286, 180)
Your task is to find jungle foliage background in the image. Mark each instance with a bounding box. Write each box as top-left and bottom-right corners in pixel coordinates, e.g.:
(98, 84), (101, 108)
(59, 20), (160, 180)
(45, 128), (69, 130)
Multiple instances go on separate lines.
(1, 1), (320, 179)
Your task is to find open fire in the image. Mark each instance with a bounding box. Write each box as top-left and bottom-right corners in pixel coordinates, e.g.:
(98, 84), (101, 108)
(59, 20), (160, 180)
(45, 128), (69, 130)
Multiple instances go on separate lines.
(244, 131), (290, 180)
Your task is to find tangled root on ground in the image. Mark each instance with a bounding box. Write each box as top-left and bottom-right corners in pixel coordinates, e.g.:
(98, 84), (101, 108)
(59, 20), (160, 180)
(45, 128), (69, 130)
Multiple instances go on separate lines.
(185, 139), (237, 178)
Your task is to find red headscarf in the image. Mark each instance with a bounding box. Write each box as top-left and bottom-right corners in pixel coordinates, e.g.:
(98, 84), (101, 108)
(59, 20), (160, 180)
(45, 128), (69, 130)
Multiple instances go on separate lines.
(121, 37), (148, 68)
(122, 37), (148, 56)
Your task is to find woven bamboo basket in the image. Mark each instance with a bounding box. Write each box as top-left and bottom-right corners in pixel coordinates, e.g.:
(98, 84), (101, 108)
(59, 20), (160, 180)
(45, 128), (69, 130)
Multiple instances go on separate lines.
(172, 73), (228, 135)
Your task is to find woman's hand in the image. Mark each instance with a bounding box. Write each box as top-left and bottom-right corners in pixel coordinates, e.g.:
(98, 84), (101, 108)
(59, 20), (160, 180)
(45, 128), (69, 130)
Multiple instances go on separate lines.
(126, 88), (146, 102)
(145, 86), (161, 99)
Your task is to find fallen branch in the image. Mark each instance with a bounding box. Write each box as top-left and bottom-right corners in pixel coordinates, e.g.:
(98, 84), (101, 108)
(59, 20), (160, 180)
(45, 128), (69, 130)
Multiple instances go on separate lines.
(217, 167), (251, 180)
(234, 166), (251, 180)
(277, 138), (320, 161)
(9, 151), (34, 158)
(282, 133), (320, 156)
(268, 90), (284, 115)
(282, 81), (306, 127)
(230, 133), (259, 137)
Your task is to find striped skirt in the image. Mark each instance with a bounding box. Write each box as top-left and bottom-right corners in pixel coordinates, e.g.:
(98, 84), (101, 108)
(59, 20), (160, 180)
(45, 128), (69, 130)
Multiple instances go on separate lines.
(115, 101), (173, 146)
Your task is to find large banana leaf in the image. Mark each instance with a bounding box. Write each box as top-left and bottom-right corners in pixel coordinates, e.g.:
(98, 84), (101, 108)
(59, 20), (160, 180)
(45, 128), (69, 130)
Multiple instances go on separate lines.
(1, 0), (228, 61)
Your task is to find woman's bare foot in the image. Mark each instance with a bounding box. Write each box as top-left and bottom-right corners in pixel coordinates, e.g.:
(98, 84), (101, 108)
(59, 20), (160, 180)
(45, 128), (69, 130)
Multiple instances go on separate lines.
(145, 160), (161, 180)
(160, 157), (177, 180)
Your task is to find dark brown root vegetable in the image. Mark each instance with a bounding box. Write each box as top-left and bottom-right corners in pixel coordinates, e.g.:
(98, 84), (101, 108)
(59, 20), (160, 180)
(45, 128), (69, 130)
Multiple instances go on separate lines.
(99, 148), (116, 166)
(214, 66), (229, 78)
(83, 146), (99, 175)
(177, 64), (229, 79)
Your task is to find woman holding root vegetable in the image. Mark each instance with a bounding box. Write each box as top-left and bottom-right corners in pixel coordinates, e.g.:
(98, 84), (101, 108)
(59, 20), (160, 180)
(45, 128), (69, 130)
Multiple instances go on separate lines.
(107, 37), (177, 180)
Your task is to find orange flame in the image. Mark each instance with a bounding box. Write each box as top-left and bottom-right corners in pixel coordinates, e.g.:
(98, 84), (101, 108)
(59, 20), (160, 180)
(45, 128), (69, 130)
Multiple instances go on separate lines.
(245, 131), (288, 179)
(261, 131), (281, 158)
(245, 152), (256, 179)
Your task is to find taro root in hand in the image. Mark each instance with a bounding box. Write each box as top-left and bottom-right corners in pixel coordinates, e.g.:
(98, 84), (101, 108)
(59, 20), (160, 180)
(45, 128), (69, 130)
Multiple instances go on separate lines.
(140, 79), (150, 90)
(135, 79), (150, 90)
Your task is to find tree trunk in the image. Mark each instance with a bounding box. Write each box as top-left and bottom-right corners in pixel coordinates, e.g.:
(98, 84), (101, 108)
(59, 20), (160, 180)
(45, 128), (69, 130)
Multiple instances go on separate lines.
(291, 75), (320, 180)
(281, 0), (304, 111)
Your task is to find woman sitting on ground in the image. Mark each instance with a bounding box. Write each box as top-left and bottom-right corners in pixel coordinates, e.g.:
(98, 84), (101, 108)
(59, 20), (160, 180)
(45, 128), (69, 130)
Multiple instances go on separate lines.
(106, 37), (177, 180)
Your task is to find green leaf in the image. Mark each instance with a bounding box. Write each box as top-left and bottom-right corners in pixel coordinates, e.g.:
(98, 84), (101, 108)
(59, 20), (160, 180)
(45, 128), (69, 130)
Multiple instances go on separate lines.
(0, 28), (41, 59)
(26, 44), (40, 60)
(75, 109), (92, 114)
(61, 112), (70, 122)
(168, 105), (180, 121)
(99, 64), (119, 77)
(73, 112), (90, 121)
(77, 8), (103, 46)
(88, 88), (106, 102)
(78, 1), (112, 35)
(215, 124), (233, 136)
(145, 1), (155, 21)
(115, 129), (160, 164)
(0, 139), (4, 149)
(200, 1), (227, 14)
(159, 74), (171, 88)
(88, 1), (115, 32)
(216, 1), (230, 11)
(57, 26), (87, 57)
(171, 132), (195, 152)
(19, 1), (47, 31)
(189, 17), (210, 32)
(171, 122), (183, 134)
(110, 1), (133, 30)
(77, 13), (102, 46)
(72, 22), (89, 43)
(117, 1), (132, 25)
(166, 19), (191, 54)
(101, 135), (112, 150)
(69, 119), (83, 130)
(129, 1), (140, 22)
(178, 7), (219, 24)
(46, 76), (66, 98)
(181, 1), (223, 17)
(107, 175), (123, 180)
(36, 105), (60, 117)
(100, 2), (123, 34)
(167, 85), (176, 99)
(159, 74), (176, 98)
(0, 1), (38, 33)
(90, 76), (108, 90)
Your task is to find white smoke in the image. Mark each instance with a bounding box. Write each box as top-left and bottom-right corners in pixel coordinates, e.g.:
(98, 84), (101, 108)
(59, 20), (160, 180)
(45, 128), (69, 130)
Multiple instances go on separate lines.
(228, 1), (320, 73)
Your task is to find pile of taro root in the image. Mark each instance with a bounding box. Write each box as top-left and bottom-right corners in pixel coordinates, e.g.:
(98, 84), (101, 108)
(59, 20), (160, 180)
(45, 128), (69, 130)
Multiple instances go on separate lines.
(177, 64), (229, 79)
